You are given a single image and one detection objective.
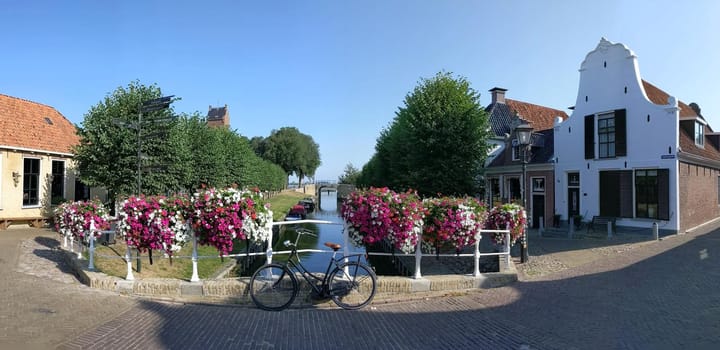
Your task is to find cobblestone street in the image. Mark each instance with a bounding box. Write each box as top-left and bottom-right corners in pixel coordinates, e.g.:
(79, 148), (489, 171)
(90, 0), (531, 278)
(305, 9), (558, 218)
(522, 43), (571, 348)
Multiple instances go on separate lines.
(2, 225), (719, 349)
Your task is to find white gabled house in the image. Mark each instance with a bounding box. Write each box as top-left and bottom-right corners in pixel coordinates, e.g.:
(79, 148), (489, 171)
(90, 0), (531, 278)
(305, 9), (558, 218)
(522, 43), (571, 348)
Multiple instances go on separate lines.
(554, 38), (720, 234)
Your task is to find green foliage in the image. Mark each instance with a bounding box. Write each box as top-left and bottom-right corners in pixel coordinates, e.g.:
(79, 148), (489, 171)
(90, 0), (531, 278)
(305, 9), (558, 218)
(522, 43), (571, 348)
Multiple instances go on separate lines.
(358, 72), (490, 196)
(74, 81), (177, 200)
(338, 163), (361, 185)
(257, 127), (321, 186)
(74, 81), (287, 200)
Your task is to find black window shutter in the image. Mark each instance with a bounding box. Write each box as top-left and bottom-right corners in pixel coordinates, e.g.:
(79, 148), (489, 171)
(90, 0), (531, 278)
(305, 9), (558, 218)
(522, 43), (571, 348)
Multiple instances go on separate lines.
(599, 171), (620, 217)
(585, 114), (595, 159)
(615, 109), (627, 156)
(657, 169), (670, 220)
(619, 170), (634, 218)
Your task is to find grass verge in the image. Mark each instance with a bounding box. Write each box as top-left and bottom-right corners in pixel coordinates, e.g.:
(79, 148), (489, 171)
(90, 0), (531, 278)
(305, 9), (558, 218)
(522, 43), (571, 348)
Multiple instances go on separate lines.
(91, 190), (310, 280)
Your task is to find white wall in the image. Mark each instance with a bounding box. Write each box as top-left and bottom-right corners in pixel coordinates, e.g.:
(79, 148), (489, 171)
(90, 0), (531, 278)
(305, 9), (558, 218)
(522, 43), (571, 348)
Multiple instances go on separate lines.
(554, 38), (680, 230)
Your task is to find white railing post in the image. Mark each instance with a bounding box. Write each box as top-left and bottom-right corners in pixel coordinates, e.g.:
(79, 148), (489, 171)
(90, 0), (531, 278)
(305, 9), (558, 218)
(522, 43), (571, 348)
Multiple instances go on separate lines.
(190, 225), (200, 282)
(88, 221), (96, 271)
(266, 224), (274, 266)
(505, 225), (511, 268)
(125, 245), (134, 281)
(343, 223), (350, 263)
(69, 235), (75, 253)
(63, 234), (68, 248)
(414, 230), (422, 279)
(343, 223), (350, 275)
(473, 232), (481, 277)
(77, 235), (83, 259)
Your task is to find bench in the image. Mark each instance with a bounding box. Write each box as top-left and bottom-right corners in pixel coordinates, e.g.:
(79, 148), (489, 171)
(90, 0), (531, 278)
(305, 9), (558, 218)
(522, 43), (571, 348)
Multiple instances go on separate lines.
(0, 217), (48, 230)
(587, 216), (616, 234)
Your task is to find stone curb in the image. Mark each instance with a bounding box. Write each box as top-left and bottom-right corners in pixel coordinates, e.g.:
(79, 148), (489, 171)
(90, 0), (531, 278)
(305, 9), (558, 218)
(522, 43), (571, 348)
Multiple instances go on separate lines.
(62, 249), (517, 307)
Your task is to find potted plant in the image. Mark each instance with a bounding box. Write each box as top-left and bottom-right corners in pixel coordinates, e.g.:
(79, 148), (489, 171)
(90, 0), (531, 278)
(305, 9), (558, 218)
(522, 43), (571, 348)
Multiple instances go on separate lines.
(572, 214), (583, 229)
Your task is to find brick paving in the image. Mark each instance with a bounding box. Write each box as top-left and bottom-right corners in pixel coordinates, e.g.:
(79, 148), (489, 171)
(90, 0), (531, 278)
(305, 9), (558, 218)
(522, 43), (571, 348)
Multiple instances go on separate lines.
(2, 225), (720, 349)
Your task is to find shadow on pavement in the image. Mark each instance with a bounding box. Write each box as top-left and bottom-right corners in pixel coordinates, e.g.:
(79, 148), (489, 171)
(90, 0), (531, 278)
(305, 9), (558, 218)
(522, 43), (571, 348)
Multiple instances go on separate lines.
(64, 227), (720, 349)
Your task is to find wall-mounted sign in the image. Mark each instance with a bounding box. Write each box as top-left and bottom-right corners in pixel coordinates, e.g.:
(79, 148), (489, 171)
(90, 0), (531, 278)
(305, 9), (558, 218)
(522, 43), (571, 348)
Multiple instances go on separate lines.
(660, 155), (676, 159)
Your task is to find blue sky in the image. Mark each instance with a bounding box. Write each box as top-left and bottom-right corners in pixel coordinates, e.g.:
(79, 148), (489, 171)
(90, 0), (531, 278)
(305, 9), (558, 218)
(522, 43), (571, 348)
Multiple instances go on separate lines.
(2, 1), (719, 181)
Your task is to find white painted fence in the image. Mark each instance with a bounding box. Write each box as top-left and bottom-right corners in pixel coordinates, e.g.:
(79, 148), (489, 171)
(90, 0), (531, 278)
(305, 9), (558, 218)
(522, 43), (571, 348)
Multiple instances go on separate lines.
(68, 219), (513, 281)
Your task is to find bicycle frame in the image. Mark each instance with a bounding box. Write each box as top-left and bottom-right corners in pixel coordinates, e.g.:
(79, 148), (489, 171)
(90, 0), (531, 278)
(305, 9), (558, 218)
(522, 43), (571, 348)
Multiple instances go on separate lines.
(281, 230), (363, 296)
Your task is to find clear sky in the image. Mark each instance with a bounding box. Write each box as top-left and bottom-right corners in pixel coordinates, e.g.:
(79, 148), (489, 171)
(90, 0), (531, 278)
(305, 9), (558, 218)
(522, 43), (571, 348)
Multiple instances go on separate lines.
(2, 0), (719, 181)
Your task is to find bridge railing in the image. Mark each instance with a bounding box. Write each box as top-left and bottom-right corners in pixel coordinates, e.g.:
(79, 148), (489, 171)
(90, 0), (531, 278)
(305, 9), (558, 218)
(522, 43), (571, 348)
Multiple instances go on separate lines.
(74, 219), (512, 281)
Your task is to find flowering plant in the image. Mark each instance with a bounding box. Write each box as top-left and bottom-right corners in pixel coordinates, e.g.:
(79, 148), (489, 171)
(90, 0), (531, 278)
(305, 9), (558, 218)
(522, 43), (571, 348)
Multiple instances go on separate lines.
(237, 188), (273, 244)
(484, 203), (527, 245)
(423, 196), (487, 251)
(341, 187), (423, 254)
(54, 199), (110, 242)
(189, 186), (272, 256)
(117, 195), (190, 259)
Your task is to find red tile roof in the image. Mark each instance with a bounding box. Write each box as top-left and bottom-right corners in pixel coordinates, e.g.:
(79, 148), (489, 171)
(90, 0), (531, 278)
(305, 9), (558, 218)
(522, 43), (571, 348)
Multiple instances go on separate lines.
(505, 99), (569, 131)
(641, 80), (697, 118)
(641, 80), (720, 161)
(0, 94), (79, 154)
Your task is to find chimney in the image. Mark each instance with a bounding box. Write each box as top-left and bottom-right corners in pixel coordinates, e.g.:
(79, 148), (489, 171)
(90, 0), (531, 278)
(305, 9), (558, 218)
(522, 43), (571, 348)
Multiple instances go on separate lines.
(489, 87), (507, 104)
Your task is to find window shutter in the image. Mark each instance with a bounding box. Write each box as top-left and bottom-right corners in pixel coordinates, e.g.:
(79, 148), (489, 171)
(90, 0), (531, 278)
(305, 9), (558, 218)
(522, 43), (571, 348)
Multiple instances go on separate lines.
(599, 171), (620, 216)
(658, 169), (670, 220)
(585, 114), (595, 159)
(615, 109), (627, 156)
(619, 170), (634, 218)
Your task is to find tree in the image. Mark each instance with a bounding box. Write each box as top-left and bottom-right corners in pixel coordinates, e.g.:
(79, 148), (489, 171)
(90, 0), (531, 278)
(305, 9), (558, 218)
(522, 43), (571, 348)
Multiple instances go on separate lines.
(260, 127), (321, 186)
(74, 81), (180, 202)
(338, 163), (361, 185)
(359, 72), (490, 196)
(75, 82), (288, 202)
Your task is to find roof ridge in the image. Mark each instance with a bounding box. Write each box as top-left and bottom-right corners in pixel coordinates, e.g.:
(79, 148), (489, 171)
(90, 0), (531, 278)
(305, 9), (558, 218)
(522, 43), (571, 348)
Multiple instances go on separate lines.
(0, 92), (57, 110)
(505, 98), (568, 115)
(0, 92), (77, 127)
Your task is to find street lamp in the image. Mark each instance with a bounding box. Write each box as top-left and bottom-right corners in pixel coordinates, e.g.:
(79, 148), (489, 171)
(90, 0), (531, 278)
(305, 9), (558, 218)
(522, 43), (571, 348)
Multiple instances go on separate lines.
(515, 123), (533, 263)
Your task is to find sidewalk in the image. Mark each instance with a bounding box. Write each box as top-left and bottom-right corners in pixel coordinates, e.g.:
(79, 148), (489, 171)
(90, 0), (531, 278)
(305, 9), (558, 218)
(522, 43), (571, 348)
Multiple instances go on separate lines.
(516, 225), (665, 280)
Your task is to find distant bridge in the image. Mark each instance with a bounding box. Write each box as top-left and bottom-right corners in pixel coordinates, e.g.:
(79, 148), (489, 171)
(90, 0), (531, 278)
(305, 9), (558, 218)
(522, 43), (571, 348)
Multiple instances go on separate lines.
(316, 183), (355, 210)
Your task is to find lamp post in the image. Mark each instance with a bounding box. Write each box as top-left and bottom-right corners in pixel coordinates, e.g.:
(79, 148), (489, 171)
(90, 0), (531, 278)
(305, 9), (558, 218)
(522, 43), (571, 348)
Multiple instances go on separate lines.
(515, 123), (533, 263)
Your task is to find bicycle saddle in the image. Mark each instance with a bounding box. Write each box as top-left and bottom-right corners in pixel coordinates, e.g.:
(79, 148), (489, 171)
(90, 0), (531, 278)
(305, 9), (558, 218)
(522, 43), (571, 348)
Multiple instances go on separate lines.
(324, 242), (341, 251)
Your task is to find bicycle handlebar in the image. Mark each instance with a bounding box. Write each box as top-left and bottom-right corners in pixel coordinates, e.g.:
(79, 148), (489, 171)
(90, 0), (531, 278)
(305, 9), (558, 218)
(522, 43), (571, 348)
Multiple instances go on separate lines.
(295, 228), (317, 237)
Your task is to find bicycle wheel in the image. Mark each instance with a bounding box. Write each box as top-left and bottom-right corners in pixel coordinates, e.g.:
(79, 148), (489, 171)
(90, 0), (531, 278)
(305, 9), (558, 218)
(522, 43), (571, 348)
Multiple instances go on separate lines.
(328, 261), (377, 310)
(249, 264), (298, 311)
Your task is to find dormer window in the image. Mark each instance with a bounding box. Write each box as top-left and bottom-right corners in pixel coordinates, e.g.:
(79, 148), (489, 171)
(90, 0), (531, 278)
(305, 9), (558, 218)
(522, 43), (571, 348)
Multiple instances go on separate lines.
(511, 139), (519, 161)
(695, 121), (705, 146)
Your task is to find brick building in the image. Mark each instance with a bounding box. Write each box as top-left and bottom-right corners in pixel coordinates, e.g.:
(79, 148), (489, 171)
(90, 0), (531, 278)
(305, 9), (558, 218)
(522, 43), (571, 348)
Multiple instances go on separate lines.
(483, 88), (568, 229)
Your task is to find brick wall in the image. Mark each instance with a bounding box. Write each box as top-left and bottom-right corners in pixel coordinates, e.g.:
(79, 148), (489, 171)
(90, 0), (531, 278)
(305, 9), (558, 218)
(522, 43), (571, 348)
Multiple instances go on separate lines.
(678, 162), (720, 231)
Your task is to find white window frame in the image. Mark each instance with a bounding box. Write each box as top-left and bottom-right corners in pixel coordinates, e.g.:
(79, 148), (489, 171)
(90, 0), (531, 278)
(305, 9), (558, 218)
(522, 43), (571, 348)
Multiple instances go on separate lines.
(695, 121), (705, 147)
(511, 139), (519, 161)
(22, 156), (42, 208)
(50, 159), (66, 205)
(532, 177), (545, 193)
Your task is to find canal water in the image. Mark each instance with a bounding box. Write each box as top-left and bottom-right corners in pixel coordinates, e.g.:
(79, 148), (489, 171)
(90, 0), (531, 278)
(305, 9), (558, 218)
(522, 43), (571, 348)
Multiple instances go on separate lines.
(235, 191), (399, 276)
(287, 190), (368, 272)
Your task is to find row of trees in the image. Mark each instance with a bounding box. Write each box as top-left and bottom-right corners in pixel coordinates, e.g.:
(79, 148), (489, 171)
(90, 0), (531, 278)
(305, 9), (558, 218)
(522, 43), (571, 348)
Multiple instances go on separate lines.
(354, 72), (491, 196)
(73, 81), (292, 203)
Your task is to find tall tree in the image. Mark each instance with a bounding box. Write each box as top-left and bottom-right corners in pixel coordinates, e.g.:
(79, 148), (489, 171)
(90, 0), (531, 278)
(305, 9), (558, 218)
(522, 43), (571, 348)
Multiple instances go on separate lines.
(338, 163), (361, 185)
(74, 81), (180, 201)
(260, 127), (321, 186)
(359, 72), (490, 196)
